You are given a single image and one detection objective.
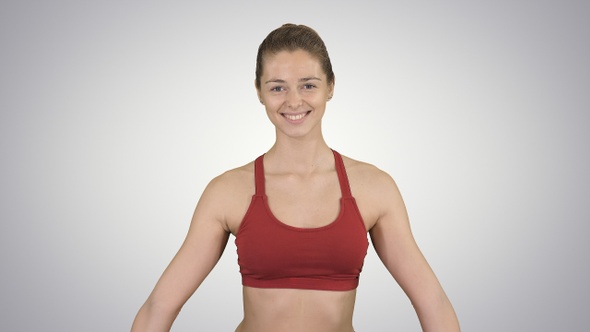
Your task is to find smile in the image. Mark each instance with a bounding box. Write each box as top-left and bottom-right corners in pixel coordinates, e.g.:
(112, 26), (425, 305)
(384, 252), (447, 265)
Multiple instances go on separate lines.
(282, 111), (311, 122)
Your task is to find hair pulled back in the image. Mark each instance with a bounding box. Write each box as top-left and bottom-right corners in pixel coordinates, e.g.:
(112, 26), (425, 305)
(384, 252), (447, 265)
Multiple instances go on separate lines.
(255, 24), (335, 89)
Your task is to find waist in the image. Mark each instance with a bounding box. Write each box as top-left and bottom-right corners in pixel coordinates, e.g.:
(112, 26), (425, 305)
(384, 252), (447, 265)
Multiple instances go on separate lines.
(237, 286), (356, 332)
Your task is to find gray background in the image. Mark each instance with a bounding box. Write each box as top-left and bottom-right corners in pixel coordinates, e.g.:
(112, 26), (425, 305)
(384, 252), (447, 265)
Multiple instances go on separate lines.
(1, 0), (588, 331)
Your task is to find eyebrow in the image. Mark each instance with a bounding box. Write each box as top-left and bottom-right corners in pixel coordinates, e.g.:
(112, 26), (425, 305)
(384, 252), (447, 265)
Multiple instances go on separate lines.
(264, 76), (322, 84)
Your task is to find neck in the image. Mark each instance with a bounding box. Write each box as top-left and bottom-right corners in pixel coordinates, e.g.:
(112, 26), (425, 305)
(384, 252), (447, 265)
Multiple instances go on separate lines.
(265, 135), (333, 174)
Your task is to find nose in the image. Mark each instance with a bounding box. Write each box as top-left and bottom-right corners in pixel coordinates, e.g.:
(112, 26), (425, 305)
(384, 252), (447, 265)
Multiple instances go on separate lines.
(286, 89), (303, 108)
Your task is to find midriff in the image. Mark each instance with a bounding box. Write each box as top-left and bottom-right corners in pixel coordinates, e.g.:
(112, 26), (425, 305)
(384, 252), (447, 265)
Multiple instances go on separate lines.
(235, 286), (356, 332)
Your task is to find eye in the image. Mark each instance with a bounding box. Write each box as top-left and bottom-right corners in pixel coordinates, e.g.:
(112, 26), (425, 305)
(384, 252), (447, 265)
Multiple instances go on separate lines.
(302, 84), (316, 90)
(270, 86), (285, 92)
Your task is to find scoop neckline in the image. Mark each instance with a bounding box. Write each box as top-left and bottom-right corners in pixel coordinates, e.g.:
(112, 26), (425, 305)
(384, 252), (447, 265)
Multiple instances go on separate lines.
(260, 195), (346, 231)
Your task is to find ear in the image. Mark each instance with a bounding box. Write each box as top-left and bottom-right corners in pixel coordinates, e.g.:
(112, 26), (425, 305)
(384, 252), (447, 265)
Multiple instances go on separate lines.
(255, 79), (263, 104)
(327, 77), (335, 101)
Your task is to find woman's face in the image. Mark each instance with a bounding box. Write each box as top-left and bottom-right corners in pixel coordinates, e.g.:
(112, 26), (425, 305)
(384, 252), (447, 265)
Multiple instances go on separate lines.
(257, 49), (334, 139)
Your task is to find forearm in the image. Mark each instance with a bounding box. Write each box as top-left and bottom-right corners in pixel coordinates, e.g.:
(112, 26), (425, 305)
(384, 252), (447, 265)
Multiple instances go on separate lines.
(131, 300), (180, 332)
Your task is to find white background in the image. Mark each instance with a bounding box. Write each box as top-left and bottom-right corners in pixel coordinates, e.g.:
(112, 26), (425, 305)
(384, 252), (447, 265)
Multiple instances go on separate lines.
(1, 0), (588, 331)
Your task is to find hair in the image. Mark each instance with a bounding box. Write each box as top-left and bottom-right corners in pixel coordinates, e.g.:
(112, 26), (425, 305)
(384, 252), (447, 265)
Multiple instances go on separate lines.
(255, 24), (335, 89)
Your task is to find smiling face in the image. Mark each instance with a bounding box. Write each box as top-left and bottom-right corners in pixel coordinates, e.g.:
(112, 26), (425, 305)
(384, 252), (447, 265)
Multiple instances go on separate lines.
(257, 49), (334, 140)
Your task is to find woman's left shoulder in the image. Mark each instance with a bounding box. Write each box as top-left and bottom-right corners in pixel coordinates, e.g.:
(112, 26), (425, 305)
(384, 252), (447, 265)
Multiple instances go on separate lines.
(339, 154), (400, 228)
(340, 154), (395, 187)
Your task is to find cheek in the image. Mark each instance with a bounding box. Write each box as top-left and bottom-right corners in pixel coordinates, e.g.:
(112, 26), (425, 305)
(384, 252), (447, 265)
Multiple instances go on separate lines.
(306, 93), (328, 106)
(263, 95), (286, 108)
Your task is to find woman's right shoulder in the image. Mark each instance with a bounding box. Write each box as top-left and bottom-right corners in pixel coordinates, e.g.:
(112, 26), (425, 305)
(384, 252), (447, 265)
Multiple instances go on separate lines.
(199, 161), (256, 234)
(205, 161), (256, 197)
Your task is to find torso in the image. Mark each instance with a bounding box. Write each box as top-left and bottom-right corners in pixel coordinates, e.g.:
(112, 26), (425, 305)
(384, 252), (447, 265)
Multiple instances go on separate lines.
(236, 287), (356, 332)
(219, 152), (382, 332)
(223, 154), (380, 235)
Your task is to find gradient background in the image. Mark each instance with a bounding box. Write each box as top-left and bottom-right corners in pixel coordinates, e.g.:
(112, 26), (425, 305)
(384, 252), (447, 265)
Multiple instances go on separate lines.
(1, 0), (588, 331)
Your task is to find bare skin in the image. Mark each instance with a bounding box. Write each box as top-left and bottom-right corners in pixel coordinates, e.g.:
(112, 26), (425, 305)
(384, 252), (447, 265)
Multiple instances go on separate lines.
(236, 287), (356, 332)
(131, 49), (460, 332)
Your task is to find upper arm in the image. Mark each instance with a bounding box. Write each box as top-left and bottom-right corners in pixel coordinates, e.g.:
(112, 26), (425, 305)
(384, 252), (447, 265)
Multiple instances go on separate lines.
(145, 175), (233, 311)
(362, 167), (460, 331)
(367, 171), (445, 307)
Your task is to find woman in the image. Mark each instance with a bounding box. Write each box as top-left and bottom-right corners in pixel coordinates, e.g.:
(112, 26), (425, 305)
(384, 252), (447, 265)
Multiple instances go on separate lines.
(131, 24), (460, 332)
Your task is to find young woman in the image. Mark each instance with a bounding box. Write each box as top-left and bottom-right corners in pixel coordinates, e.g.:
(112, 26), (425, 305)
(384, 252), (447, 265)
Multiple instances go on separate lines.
(131, 24), (460, 332)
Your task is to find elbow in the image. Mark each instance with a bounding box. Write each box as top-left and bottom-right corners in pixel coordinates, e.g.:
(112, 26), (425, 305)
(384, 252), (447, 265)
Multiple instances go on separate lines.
(412, 292), (460, 332)
(144, 295), (183, 317)
(132, 296), (183, 331)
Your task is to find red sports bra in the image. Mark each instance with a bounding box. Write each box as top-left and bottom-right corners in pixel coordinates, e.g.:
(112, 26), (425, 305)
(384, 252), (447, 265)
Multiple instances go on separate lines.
(235, 150), (369, 291)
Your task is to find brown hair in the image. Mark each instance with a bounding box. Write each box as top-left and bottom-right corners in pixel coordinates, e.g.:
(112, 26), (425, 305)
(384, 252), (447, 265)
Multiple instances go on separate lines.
(255, 24), (335, 89)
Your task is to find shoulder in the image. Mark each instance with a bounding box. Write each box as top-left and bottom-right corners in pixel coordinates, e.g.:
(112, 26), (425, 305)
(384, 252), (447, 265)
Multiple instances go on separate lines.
(340, 154), (397, 193)
(340, 154), (402, 229)
(198, 161), (255, 234)
(208, 161), (255, 193)
(201, 160), (255, 208)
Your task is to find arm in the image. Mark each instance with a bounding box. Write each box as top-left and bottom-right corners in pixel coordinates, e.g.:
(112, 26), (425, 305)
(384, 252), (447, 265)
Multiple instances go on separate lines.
(369, 172), (460, 332)
(131, 176), (231, 331)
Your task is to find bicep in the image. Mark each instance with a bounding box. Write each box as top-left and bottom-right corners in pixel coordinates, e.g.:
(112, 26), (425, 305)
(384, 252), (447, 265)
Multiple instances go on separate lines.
(147, 180), (231, 310)
(369, 177), (443, 305)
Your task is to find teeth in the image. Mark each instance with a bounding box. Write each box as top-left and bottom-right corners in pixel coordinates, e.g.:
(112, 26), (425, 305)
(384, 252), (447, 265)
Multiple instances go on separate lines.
(285, 113), (306, 120)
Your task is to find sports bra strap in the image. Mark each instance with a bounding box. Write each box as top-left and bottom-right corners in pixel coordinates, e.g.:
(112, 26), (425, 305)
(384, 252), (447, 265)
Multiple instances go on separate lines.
(332, 149), (353, 198)
(254, 155), (265, 196)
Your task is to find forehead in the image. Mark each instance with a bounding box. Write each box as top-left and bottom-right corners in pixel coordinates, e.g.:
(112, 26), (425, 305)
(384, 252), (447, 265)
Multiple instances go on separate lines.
(262, 49), (325, 80)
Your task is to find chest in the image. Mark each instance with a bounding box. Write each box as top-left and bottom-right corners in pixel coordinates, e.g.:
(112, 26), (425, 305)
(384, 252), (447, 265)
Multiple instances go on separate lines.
(234, 193), (369, 290)
(265, 172), (341, 228)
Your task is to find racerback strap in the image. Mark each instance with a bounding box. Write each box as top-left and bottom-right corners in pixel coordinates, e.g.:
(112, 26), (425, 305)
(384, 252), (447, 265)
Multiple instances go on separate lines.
(332, 149), (353, 199)
(254, 155), (265, 196)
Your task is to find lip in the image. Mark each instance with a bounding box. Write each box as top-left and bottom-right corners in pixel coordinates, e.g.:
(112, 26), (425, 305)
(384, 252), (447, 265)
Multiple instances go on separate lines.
(281, 111), (311, 124)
